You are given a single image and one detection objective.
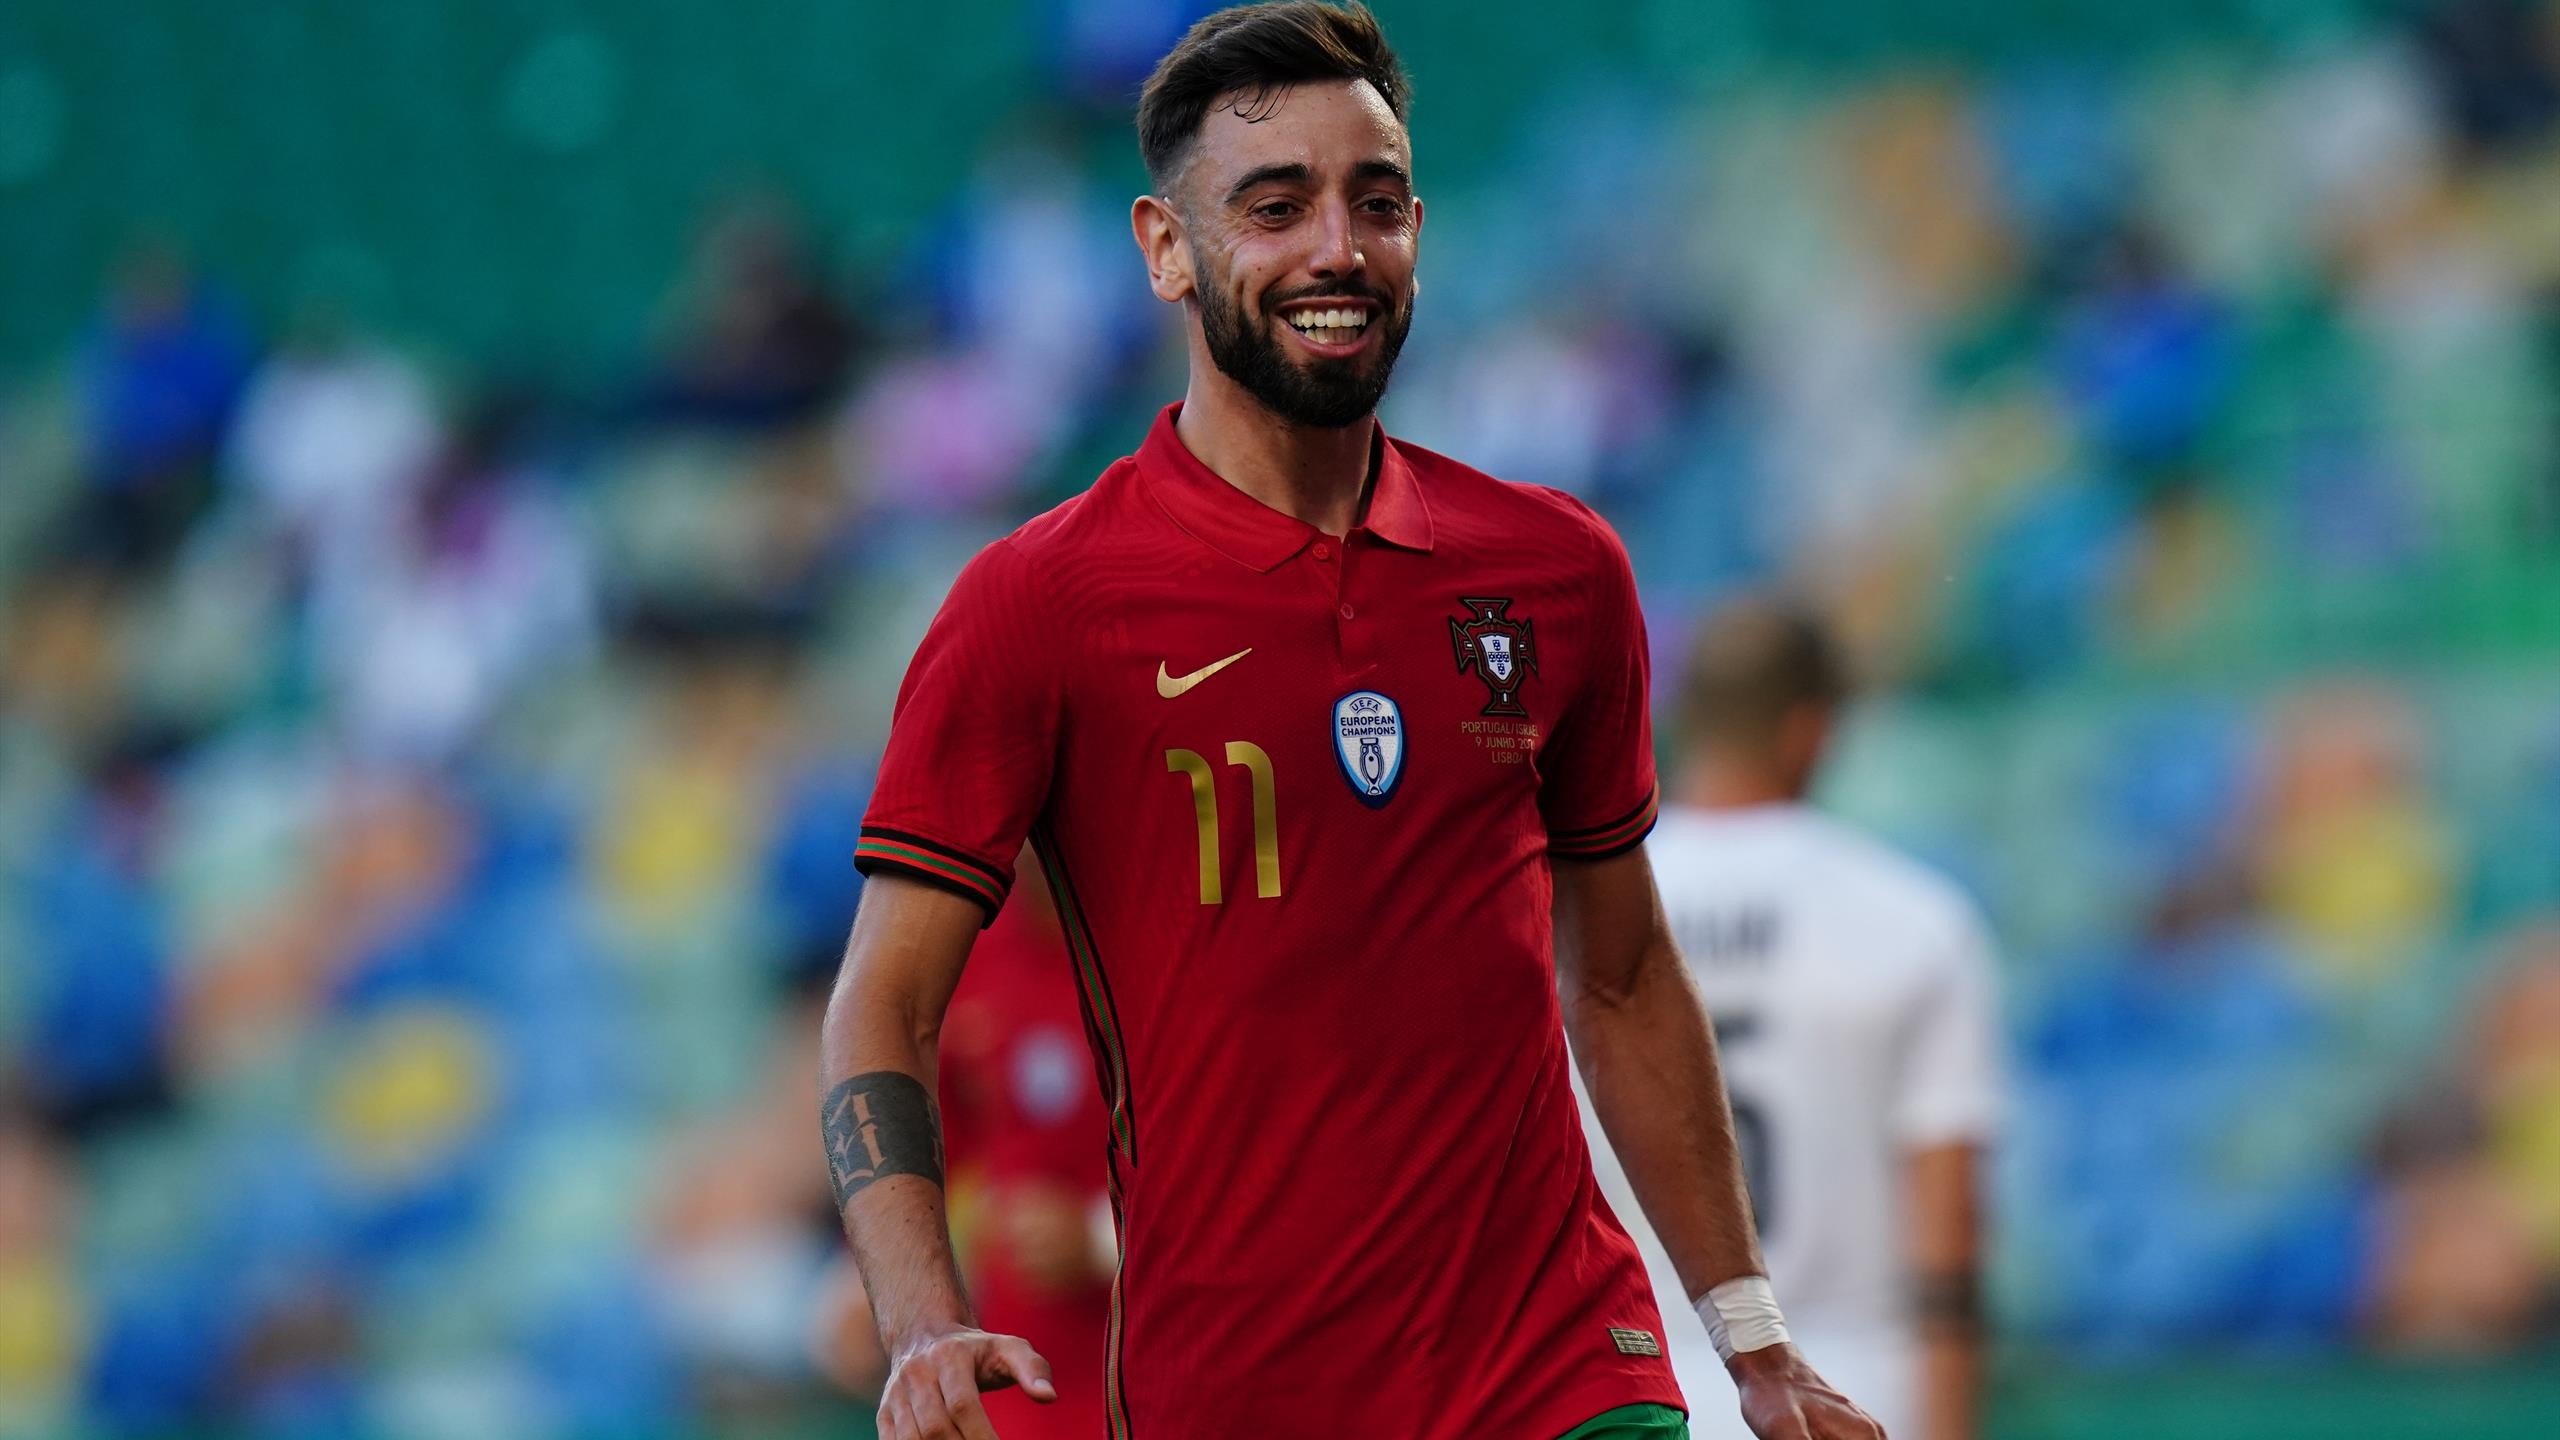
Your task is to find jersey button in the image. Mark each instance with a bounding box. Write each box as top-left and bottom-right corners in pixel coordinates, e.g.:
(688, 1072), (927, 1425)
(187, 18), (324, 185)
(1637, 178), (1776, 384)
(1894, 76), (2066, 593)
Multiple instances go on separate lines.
(1338, 602), (1355, 621)
(1312, 541), (1332, 561)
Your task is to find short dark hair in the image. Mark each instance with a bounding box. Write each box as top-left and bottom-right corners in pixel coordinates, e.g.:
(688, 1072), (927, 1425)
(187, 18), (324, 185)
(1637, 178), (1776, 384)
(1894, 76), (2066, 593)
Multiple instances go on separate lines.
(1135, 1), (1410, 191)
(1677, 596), (1849, 754)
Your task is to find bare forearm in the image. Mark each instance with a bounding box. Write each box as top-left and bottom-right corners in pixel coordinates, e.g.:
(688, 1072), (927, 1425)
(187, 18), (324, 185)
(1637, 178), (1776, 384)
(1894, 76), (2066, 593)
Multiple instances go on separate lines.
(820, 1076), (971, 1349)
(821, 875), (1057, 1437)
(819, 906), (973, 1352)
(1566, 936), (1764, 1302)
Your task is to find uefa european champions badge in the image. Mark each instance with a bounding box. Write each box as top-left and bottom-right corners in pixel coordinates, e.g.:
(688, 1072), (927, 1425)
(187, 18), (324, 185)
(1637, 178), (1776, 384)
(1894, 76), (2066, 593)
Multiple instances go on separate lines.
(1332, 690), (1406, 807)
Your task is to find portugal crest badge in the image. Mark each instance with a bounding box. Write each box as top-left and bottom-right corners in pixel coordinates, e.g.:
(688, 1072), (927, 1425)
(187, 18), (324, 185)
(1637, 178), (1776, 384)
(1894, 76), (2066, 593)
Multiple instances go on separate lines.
(1332, 690), (1406, 807)
(1448, 597), (1537, 716)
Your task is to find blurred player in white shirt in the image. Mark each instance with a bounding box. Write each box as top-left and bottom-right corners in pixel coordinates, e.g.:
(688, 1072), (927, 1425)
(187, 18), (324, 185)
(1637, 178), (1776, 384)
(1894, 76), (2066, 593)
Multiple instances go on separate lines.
(1581, 597), (2005, 1440)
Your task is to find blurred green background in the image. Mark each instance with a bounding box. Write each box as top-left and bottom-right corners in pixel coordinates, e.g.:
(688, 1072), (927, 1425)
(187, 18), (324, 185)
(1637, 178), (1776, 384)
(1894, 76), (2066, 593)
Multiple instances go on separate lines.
(4, 1), (2560, 1437)
(0, 0), (2416, 375)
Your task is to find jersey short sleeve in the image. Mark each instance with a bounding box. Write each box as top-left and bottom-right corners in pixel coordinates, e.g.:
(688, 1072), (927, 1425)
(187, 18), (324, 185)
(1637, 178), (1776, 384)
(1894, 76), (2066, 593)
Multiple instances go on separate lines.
(1893, 905), (2006, 1147)
(1541, 506), (1659, 860)
(855, 538), (1061, 922)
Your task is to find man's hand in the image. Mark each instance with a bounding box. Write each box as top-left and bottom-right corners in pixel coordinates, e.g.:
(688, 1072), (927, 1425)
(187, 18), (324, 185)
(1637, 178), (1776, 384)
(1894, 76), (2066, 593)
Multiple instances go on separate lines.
(1731, 1344), (1886, 1440)
(876, 1326), (1056, 1440)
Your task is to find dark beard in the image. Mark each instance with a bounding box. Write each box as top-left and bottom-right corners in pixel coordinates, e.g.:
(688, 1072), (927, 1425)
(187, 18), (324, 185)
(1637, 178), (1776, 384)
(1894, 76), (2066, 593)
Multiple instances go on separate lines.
(1195, 265), (1412, 429)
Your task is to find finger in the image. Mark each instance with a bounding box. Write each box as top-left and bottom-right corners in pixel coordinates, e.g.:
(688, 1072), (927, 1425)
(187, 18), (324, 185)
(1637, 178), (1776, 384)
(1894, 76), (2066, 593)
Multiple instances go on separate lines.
(900, 1378), (960, 1440)
(878, 1391), (920, 1440)
(986, 1338), (1057, 1403)
(936, 1360), (1001, 1440)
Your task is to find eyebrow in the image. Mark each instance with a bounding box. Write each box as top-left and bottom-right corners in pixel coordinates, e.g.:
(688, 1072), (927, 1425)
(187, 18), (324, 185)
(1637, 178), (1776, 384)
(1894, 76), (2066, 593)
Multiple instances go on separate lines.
(1353, 160), (1413, 191)
(1225, 162), (1312, 206)
(1223, 159), (1414, 207)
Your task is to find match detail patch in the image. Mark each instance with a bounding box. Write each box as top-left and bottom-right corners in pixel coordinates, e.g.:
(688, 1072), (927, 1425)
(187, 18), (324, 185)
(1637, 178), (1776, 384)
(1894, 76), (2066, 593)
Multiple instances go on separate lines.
(1607, 1326), (1663, 1357)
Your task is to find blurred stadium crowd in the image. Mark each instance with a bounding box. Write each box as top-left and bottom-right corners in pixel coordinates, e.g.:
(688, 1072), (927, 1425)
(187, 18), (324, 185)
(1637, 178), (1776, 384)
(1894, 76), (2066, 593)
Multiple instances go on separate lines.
(8, 0), (2560, 1435)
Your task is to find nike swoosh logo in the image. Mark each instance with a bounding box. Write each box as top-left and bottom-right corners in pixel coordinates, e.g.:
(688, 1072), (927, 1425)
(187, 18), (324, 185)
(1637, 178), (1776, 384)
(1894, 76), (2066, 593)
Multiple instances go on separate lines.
(1157, 647), (1253, 699)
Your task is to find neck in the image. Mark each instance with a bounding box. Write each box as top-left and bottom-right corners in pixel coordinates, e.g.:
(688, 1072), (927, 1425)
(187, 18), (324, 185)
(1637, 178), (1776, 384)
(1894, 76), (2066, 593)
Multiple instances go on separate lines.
(1176, 361), (1374, 538)
(1675, 753), (1803, 812)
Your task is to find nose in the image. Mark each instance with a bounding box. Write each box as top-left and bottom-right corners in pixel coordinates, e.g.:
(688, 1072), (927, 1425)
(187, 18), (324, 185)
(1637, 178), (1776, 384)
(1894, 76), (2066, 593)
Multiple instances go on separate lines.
(1307, 197), (1363, 281)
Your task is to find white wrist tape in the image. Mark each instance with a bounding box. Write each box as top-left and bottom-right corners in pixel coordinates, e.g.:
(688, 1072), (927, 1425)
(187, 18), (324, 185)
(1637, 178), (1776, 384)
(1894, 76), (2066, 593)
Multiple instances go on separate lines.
(1696, 1276), (1790, 1362)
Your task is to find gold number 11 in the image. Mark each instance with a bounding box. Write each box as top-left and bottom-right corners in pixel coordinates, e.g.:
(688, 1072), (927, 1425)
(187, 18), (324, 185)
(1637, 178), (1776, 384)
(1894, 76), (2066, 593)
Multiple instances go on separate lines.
(1164, 742), (1280, 903)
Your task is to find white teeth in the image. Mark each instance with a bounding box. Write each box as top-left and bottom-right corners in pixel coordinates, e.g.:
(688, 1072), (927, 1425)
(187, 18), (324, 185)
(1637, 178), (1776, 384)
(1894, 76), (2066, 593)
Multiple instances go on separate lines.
(1287, 307), (1370, 336)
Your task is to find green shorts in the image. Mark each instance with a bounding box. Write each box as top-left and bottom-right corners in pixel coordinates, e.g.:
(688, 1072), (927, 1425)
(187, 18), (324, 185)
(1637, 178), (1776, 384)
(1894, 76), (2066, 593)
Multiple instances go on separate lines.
(1555, 1402), (1690, 1439)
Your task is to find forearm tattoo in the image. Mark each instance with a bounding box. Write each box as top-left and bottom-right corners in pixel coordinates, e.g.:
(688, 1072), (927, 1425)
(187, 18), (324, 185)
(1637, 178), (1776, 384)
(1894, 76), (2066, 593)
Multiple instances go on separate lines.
(822, 1071), (945, 1209)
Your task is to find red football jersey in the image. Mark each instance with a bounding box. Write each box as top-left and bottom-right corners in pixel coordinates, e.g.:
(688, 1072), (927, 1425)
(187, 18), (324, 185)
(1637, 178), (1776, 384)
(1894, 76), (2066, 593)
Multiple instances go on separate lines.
(857, 404), (1678, 1439)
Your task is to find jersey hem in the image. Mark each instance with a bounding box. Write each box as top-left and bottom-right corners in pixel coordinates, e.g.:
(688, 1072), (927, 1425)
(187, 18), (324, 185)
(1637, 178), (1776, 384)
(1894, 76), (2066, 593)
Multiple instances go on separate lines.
(1502, 1375), (1690, 1440)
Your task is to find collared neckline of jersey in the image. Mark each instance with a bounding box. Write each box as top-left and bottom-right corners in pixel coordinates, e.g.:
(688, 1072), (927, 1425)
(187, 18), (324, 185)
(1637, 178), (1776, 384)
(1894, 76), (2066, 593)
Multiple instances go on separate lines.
(1138, 401), (1435, 572)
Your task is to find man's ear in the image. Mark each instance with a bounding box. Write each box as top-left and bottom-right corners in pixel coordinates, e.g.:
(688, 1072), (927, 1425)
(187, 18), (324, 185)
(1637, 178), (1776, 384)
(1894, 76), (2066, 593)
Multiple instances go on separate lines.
(1132, 193), (1194, 304)
(1410, 196), (1423, 300)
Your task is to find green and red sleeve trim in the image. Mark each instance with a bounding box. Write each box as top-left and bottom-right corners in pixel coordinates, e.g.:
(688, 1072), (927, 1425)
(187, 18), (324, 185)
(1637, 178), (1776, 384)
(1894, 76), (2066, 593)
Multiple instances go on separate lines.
(854, 826), (1011, 920)
(1549, 787), (1660, 861)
